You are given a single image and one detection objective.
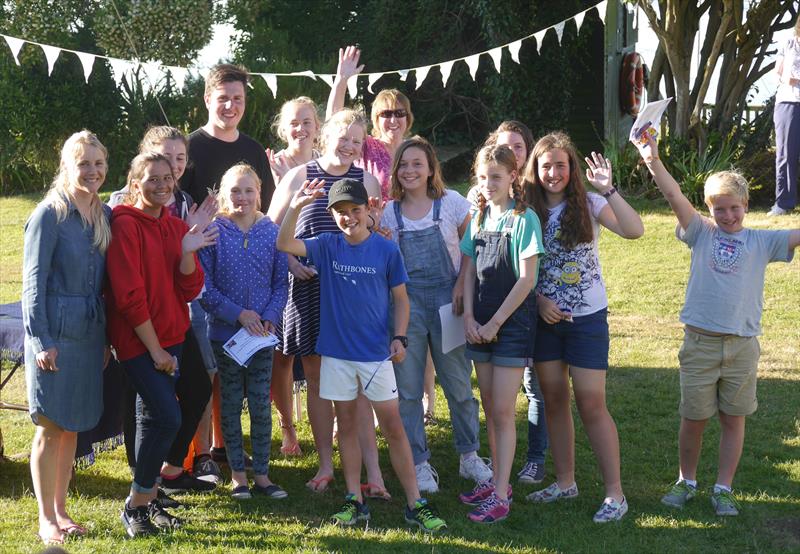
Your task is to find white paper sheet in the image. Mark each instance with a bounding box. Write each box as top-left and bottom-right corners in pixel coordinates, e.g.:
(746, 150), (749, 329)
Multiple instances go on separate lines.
(438, 303), (466, 354)
(629, 97), (673, 145)
(222, 327), (279, 366)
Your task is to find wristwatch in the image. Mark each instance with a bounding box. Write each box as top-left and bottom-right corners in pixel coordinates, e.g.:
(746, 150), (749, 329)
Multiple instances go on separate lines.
(392, 335), (409, 348)
(601, 187), (617, 199)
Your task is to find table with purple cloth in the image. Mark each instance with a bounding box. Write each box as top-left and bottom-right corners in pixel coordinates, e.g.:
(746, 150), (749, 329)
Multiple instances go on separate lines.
(0, 301), (125, 466)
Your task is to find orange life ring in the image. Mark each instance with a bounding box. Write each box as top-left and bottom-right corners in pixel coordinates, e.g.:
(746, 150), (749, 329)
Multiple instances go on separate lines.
(619, 52), (644, 116)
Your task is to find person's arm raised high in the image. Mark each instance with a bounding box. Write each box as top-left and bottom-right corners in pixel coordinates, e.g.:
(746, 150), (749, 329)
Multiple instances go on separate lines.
(326, 46), (364, 120)
(276, 178), (327, 258)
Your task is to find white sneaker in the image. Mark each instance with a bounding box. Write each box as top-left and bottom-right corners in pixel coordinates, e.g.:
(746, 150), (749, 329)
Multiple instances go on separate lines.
(415, 461), (439, 493)
(767, 205), (789, 216)
(459, 455), (493, 482)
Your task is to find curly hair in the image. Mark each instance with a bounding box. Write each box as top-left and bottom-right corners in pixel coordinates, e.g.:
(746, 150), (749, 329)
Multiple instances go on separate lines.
(389, 136), (445, 201)
(472, 144), (526, 227)
(524, 131), (593, 250)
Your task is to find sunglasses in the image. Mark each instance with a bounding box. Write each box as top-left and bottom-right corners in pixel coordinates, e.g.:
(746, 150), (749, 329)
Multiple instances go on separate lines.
(377, 109), (408, 119)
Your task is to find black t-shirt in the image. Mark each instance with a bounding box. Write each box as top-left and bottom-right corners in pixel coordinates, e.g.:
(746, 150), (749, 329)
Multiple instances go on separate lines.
(180, 128), (275, 212)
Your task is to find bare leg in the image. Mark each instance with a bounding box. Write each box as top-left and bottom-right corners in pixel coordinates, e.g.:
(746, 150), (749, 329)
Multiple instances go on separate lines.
(334, 400), (362, 501)
(488, 365), (524, 501)
(193, 371), (215, 455)
(30, 415), (65, 543)
(716, 412), (745, 488)
(571, 367), (623, 500)
(474, 361), (496, 472)
(536, 360), (574, 488)
(303, 355), (334, 482)
(372, 398), (420, 508)
(357, 392), (385, 488)
(53, 430), (79, 529)
(678, 417), (708, 482)
(271, 351), (299, 452)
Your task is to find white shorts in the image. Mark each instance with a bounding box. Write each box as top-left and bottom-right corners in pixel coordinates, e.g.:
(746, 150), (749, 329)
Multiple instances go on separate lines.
(320, 356), (398, 402)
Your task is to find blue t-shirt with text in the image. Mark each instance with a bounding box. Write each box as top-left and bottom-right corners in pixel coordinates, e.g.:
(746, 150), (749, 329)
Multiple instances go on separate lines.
(304, 232), (408, 361)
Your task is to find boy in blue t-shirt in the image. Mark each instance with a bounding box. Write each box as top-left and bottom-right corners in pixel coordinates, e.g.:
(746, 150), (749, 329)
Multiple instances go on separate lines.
(637, 134), (800, 516)
(277, 177), (447, 532)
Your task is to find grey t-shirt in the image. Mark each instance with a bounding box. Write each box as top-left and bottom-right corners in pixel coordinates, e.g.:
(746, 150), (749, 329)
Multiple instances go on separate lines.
(677, 213), (793, 336)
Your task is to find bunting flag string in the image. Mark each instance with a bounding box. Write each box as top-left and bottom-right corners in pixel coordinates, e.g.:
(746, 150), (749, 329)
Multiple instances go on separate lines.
(0, 1), (608, 99)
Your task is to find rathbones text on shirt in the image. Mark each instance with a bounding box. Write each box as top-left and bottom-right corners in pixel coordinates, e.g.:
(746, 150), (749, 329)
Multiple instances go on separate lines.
(332, 260), (377, 274)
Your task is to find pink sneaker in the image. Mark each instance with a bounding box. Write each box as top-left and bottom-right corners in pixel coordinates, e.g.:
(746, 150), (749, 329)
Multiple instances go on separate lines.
(467, 493), (510, 524)
(458, 481), (512, 506)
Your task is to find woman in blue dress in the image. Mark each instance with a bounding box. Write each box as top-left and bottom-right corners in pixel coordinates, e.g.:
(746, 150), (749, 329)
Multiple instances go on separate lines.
(22, 130), (111, 546)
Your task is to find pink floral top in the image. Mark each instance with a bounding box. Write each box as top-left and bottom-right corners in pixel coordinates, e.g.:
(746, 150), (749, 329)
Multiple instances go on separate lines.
(356, 135), (392, 201)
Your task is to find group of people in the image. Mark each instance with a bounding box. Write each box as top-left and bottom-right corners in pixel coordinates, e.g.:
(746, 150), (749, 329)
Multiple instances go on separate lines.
(22, 43), (800, 545)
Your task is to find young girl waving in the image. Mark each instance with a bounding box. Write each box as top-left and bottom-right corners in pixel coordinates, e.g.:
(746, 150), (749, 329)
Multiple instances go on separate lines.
(459, 144), (544, 523)
(200, 164), (288, 499)
(524, 131), (643, 523)
(106, 152), (217, 537)
(381, 137), (492, 493)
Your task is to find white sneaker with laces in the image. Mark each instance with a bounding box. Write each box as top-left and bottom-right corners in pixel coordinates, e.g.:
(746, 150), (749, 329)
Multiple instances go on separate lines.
(459, 455), (493, 482)
(415, 461), (439, 493)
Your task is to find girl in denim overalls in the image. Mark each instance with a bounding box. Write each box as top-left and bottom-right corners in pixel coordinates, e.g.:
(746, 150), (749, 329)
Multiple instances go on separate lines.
(459, 144), (545, 523)
(381, 137), (492, 494)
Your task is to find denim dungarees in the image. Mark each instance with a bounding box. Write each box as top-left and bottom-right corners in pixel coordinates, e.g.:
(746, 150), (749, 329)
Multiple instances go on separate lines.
(392, 199), (481, 464)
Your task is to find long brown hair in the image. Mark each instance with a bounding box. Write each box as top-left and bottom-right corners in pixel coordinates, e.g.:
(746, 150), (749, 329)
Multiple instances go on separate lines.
(473, 144), (526, 227)
(390, 136), (445, 201)
(484, 120), (535, 163)
(524, 131), (593, 249)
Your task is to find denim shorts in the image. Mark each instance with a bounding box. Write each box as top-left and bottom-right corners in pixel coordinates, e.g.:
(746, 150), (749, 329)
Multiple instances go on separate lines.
(534, 308), (609, 370)
(465, 306), (535, 368)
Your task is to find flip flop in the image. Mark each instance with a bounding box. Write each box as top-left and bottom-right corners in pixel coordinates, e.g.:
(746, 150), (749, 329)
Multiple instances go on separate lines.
(60, 522), (88, 537)
(37, 531), (65, 546)
(305, 475), (334, 493)
(361, 482), (392, 501)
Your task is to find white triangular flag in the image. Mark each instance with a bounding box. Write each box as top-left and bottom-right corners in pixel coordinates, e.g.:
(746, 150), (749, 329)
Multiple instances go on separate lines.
(167, 67), (188, 91)
(554, 22), (565, 44)
(3, 35), (25, 65)
(397, 69), (409, 82)
(575, 11), (586, 34)
(141, 61), (164, 88)
(346, 75), (358, 98)
(487, 47), (502, 73)
(534, 30), (547, 54)
(197, 67), (211, 80)
(414, 66), (431, 89)
(368, 72), (382, 93)
(291, 70), (316, 80)
(108, 57), (131, 85)
(40, 44), (61, 76)
(508, 40), (522, 64)
(596, 0), (607, 24)
(75, 51), (95, 83)
(261, 73), (277, 98)
(439, 60), (455, 88)
(317, 74), (334, 87)
(464, 54), (480, 80)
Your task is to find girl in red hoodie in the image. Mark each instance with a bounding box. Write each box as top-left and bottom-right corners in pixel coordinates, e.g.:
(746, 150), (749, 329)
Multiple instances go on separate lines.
(106, 151), (217, 537)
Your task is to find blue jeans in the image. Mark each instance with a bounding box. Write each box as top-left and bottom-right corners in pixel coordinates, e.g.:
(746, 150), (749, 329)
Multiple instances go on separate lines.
(393, 285), (480, 465)
(190, 299), (217, 373)
(523, 366), (548, 464)
(212, 341), (274, 476)
(123, 344), (183, 493)
(774, 101), (800, 210)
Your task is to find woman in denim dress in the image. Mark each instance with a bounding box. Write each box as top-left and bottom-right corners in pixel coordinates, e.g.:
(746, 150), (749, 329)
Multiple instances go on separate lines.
(23, 130), (111, 545)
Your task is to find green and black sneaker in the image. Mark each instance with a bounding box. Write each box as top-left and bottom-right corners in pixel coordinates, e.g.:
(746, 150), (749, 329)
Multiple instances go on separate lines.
(405, 498), (447, 533)
(331, 493), (370, 526)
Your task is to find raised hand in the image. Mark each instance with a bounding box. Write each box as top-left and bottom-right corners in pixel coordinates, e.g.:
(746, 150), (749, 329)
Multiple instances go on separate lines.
(289, 178), (326, 210)
(585, 152), (613, 194)
(187, 194), (218, 230)
(633, 130), (660, 163)
(336, 45), (364, 81)
(182, 222), (219, 254)
(267, 148), (293, 182)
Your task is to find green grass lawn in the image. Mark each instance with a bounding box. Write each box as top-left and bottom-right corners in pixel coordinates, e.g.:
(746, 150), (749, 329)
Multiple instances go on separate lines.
(1, 194), (799, 553)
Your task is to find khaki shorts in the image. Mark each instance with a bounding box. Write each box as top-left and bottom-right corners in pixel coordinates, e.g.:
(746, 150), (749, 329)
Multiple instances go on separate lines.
(678, 328), (760, 420)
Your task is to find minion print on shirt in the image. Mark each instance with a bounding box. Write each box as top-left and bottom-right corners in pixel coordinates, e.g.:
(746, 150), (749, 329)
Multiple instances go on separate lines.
(538, 223), (603, 312)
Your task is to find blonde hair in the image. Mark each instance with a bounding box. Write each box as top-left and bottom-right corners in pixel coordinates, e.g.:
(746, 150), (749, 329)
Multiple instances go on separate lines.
(371, 89), (413, 139)
(704, 171), (749, 206)
(44, 130), (111, 253)
(123, 151), (174, 207)
(390, 136), (446, 200)
(139, 126), (188, 154)
(216, 163), (262, 216)
(272, 96), (321, 145)
(473, 144), (526, 227)
(320, 108), (368, 154)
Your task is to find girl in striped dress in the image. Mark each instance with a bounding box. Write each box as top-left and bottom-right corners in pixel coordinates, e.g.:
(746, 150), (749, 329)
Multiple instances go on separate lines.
(268, 108), (385, 494)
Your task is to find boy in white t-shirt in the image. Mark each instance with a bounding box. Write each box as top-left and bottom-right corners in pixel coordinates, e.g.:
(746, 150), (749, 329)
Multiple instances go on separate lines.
(637, 134), (800, 516)
(277, 177), (447, 532)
